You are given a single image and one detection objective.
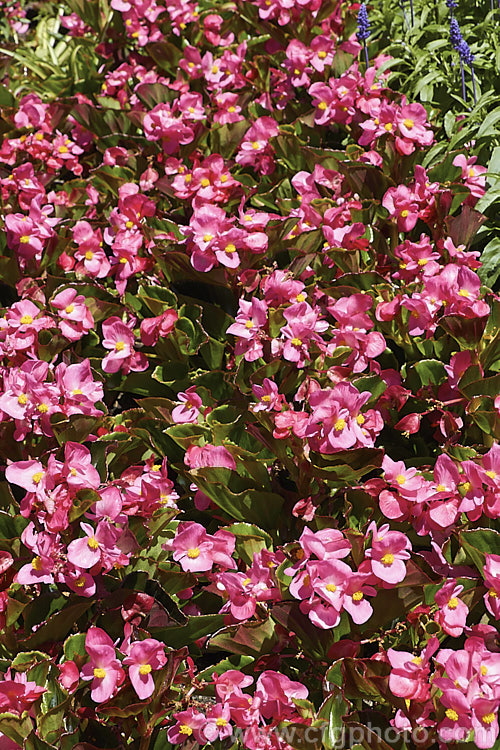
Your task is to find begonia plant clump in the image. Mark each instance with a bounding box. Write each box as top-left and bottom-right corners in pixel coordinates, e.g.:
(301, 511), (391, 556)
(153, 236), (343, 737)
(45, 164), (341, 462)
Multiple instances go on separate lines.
(0, 0), (499, 748)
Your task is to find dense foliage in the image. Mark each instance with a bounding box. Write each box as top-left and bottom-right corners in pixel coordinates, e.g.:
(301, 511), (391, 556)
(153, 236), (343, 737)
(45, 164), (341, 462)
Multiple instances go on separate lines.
(0, 0), (499, 748)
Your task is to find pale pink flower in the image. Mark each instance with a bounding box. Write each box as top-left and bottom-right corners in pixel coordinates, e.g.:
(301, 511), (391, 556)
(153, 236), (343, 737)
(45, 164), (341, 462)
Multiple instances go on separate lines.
(80, 627), (125, 703)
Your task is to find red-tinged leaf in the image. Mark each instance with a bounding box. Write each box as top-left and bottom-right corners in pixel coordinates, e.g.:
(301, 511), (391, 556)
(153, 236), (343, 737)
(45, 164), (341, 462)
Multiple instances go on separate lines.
(208, 617), (277, 656)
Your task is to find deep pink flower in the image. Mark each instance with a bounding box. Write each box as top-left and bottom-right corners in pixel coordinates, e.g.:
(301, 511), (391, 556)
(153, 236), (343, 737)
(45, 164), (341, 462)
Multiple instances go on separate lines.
(123, 639), (166, 699)
(382, 185), (419, 232)
(58, 661), (80, 693)
(167, 709), (206, 744)
(140, 309), (178, 346)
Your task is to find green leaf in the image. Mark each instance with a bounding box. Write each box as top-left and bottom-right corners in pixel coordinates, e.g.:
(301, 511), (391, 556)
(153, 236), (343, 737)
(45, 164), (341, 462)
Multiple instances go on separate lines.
(477, 106), (500, 139)
(223, 522), (273, 565)
(0, 713), (34, 745)
(478, 238), (500, 288)
(405, 359), (447, 389)
(151, 614), (226, 649)
(0, 512), (28, 540)
(23, 601), (92, 649)
(192, 468), (285, 528)
(63, 633), (87, 663)
(309, 448), (384, 484)
(459, 528), (500, 572)
(460, 372), (500, 399)
(11, 651), (50, 672)
(317, 692), (349, 750)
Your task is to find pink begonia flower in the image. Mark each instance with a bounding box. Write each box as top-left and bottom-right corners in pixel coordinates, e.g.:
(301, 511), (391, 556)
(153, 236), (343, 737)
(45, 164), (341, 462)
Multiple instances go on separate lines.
(58, 661), (80, 693)
(484, 554), (500, 619)
(103, 146), (128, 166)
(51, 288), (94, 341)
(437, 689), (472, 742)
(342, 574), (377, 624)
(305, 381), (383, 454)
(0, 358), (60, 441)
(184, 443), (236, 471)
(0, 552), (13, 575)
(291, 558), (353, 629)
(6, 459), (50, 496)
(0, 669), (46, 715)
(453, 154), (487, 199)
(434, 580), (468, 637)
(215, 549), (282, 620)
(140, 309), (178, 346)
(63, 567), (96, 598)
(395, 102), (433, 155)
(472, 697), (499, 749)
(86, 486), (126, 524)
(310, 35), (335, 72)
(101, 317), (134, 372)
(213, 92), (244, 125)
(299, 526), (351, 563)
(255, 670), (308, 721)
(123, 639), (167, 699)
(382, 455), (425, 499)
(62, 441), (100, 489)
(382, 185), (419, 232)
(274, 301), (328, 369)
(73, 222), (110, 278)
(250, 378), (283, 413)
(167, 709), (206, 744)
(235, 117), (279, 175)
(143, 103), (194, 154)
(213, 669), (253, 702)
(168, 521), (236, 573)
(16, 524), (57, 586)
(14, 93), (49, 130)
(226, 297), (268, 362)
(55, 359), (104, 417)
(365, 522), (412, 584)
(67, 521), (123, 570)
(101, 316), (148, 374)
(283, 39), (312, 87)
(172, 386), (203, 424)
(80, 627), (125, 703)
(387, 636), (439, 701)
(203, 703), (232, 742)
